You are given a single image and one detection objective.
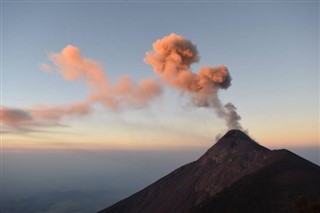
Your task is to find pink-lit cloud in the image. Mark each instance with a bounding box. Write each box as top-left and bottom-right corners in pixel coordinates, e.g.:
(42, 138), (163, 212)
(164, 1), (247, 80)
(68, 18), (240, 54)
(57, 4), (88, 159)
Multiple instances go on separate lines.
(0, 104), (89, 134)
(1, 33), (243, 134)
(30, 102), (91, 121)
(2, 45), (162, 133)
(40, 63), (53, 73)
(1, 108), (32, 127)
(145, 33), (242, 130)
(49, 45), (162, 110)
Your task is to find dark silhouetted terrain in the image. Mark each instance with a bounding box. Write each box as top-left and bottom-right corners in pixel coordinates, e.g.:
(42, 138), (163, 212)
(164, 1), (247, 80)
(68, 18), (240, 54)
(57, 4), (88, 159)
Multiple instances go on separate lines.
(99, 130), (320, 213)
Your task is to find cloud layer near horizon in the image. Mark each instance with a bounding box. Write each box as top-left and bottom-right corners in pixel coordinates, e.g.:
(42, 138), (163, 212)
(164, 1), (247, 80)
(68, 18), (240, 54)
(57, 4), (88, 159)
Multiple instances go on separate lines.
(1, 33), (242, 133)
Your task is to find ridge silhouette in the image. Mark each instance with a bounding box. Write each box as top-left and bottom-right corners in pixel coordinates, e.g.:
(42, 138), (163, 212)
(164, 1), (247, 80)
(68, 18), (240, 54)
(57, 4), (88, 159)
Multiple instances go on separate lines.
(99, 130), (320, 213)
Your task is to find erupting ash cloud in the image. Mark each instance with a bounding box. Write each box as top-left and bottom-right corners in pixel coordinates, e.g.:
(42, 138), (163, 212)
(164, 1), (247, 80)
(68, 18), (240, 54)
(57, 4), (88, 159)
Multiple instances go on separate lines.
(1, 33), (242, 133)
(145, 33), (242, 130)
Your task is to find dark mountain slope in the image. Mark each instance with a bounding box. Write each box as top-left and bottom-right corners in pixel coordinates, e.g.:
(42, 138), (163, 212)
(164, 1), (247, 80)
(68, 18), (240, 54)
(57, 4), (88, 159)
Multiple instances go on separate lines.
(192, 149), (320, 213)
(98, 130), (320, 213)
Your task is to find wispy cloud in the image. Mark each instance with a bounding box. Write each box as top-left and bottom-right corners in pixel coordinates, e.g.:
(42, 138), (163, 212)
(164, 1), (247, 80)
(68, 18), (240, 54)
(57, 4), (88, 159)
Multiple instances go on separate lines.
(45, 45), (162, 110)
(0, 107), (61, 134)
(2, 45), (162, 133)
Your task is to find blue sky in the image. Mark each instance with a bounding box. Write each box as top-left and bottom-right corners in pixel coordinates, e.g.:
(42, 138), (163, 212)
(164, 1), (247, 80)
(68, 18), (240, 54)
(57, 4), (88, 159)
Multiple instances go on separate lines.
(1, 2), (319, 212)
(1, 1), (319, 150)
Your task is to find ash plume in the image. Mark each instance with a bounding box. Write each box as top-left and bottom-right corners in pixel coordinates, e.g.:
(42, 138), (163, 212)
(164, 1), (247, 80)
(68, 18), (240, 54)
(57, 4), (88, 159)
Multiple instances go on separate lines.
(145, 33), (242, 130)
(0, 108), (32, 127)
(48, 45), (162, 110)
(1, 33), (243, 133)
(1, 45), (162, 132)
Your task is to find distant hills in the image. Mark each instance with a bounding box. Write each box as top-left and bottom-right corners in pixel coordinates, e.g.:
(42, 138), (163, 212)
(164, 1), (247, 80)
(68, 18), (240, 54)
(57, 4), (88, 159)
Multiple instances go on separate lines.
(99, 130), (320, 213)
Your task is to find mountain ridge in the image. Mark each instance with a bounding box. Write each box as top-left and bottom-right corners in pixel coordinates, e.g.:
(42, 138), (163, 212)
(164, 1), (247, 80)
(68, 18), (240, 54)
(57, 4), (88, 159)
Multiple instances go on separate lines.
(98, 130), (320, 213)
(192, 148), (320, 212)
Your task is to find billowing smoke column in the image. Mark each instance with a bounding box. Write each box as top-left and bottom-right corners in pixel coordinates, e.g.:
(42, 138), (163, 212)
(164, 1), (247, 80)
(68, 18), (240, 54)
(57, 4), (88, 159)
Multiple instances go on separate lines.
(145, 33), (242, 130)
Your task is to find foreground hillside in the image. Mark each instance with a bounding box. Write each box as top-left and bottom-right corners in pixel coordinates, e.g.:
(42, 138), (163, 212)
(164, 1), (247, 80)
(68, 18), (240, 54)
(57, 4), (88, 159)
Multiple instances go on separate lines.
(99, 130), (320, 213)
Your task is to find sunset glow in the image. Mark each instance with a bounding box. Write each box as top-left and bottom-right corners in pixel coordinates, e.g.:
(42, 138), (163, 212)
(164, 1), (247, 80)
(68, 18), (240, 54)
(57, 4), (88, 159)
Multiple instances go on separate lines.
(1, 2), (319, 212)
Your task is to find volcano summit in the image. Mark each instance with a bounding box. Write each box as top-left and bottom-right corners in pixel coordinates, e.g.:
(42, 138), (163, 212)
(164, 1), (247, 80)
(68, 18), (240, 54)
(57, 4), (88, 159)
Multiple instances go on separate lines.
(99, 130), (320, 213)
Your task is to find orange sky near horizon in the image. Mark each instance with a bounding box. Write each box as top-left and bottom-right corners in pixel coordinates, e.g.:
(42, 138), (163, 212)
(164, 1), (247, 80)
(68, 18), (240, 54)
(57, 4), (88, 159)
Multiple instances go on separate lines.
(2, 118), (318, 152)
(1, 3), (318, 157)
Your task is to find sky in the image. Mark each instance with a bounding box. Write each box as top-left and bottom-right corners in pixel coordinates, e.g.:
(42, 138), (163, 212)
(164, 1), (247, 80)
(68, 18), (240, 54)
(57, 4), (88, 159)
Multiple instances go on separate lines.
(0, 1), (319, 211)
(1, 1), (318, 151)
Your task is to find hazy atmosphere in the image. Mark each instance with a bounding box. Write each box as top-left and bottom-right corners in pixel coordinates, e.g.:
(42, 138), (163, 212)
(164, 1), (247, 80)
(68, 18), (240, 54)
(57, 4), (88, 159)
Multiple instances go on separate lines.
(1, 1), (319, 212)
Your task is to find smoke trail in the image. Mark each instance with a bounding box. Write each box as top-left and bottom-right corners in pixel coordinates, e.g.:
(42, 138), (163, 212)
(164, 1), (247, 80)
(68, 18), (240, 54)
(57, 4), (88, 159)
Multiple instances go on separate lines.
(48, 45), (162, 110)
(30, 102), (91, 121)
(145, 33), (242, 130)
(0, 108), (32, 127)
(1, 45), (162, 133)
(1, 33), (243, 133)
(0, 103), (91, 133)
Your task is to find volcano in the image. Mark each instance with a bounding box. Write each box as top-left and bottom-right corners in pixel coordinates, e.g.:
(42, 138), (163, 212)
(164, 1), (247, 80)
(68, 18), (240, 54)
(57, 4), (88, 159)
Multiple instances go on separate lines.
(98, 130), (320, 213)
